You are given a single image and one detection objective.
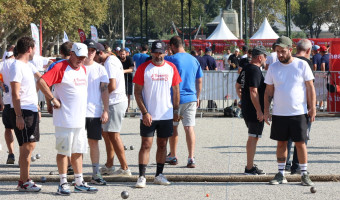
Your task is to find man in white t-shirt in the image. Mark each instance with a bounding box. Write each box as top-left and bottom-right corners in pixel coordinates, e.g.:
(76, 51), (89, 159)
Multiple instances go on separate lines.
(264, 36), (316, 187)
(265, 43), (278, 70)
(38, 43), (98, 195)
(10, 37), (41, 192)
(94, 43), (131, 176)
(83, 39), (109, 185)
(222, 48), (231, 70)
(133, 40), (181, 188)
(0, 51), (16, 165)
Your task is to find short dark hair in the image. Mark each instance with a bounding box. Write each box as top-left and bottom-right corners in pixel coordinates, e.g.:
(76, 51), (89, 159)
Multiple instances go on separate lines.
(248, 49), (253, 54)
(16, 37), (35, 54)
(60, 42), (73, 56)
(169, 36), (183, 48)
(141, 44), (148, 51)
(190, 50), (197, 56)
(13, 47), (18, 57)
(242, 45), (248, 52)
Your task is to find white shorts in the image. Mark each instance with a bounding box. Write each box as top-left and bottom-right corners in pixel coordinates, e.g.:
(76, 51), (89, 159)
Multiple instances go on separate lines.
(55, 126), (88, 156)
(174, 102), (197, 127)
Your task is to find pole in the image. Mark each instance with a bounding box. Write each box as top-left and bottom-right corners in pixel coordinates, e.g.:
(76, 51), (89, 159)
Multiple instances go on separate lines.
(39, 19), (42, 55)
(189, 0), (192, 50)
(285, 0), (288, 37)
(57, 35), (60, 55)
(245, 0), (248, 45)
(181, 0), (184, 43)
(240, 0), (243, 39)
(145, 0), (148, 43)
(122, 0), (125, 49)
(288, 0), (291, 38)
(140, 0), (143, 44)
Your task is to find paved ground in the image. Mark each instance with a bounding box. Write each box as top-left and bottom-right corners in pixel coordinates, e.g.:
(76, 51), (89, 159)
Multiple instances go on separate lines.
(0, 116), (340, 199)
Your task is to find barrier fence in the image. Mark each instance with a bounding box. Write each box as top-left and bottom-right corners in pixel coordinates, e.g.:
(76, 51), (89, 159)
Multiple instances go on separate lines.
(36, 70), (339, 115)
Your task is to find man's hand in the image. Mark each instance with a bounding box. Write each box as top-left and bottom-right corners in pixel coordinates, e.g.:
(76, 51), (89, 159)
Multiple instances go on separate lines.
(101, 110), (109, 124)
(47, 104), (53, 114)
(264, 112), (272, 125)
(196, 99), (200, 108)
(0, 103), (4, 111)
(52, 98), (61, 109)
(173, 113), (180, 122)
(308, 107), (316, 123)
(16, 116), (25, 130)
(142, 113), (152, 127)
(256, 111), (264, 122)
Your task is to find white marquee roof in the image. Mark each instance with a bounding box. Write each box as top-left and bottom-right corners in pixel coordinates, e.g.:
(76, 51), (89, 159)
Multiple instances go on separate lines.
(250, 17), (279, 39)
(207, 17), (238, 40)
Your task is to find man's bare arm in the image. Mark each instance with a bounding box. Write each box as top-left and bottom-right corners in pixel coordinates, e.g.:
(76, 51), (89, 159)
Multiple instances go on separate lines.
(100, 82), (109, 124)
(196, 77), (202, 106)
(134, 83), (147, 115)
(37, 77), (60, 108)
(11, 82), (24, 130)
(264, 84), (274, 125)
(235, 82), (242, 100)
(108, 78), (116, 93)
(306, 80), (316, 122)
(250, 87), (263, 121)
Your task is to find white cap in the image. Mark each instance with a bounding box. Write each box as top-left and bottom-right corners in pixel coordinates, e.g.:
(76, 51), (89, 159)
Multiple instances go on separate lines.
(71, 43), (88, 57)
(116, 47), (121, 51)
(6, 51), (13, 58)
(235, 48), (240, 52)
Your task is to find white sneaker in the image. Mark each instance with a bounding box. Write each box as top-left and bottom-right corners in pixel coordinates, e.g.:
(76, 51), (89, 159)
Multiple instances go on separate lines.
(113, 168), (132, 176)
(18, 180), (41, 192)
(99, 165), (115, 175)
(154, 174), (171, 185)
(135, 176), (146, 188)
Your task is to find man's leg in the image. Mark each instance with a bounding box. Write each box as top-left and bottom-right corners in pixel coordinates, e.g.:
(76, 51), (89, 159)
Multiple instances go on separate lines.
(108, 132), (128, 170)
(57, 154), (68, 185)
(88, 139), (100, 173)
(19, 142), (36, 182)
(169, 126), (178, 159)
(295, 141), (307, 170)
(184, 126), (195, 159)
(246, 136), (259, 170)
(136, 136), (153, 188)
(156, 137), (168, 176)
(5, 128), (14, 154)
(285, 139), (293, 170)
(102, 131), (115, 168)
(269, 140), (288, 185)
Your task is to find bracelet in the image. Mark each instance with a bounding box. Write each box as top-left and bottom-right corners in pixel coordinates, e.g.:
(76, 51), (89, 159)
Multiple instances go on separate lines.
(50, 97), (54, 102)
(142, 112), (148, 116)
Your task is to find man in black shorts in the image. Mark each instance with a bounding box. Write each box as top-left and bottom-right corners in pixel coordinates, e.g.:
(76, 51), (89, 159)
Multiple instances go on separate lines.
(133, 40), (181, 188)
(119, 49), (134, 110)
(10, 37), (41, 192)
(264, 36), (316, 186)
(236, 46), (269, 175)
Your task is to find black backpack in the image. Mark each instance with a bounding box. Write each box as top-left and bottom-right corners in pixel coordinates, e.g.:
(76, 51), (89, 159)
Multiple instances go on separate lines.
(224, 106), (235, 117)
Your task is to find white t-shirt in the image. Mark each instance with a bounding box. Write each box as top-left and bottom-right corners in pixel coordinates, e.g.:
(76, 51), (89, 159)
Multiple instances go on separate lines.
(264, 58), (314, 116)
(223, 53), (231, 67)
(9, 60), (38, 112)
(41, 60), (88, 128)
(1, 58), (15, 104)
(266, 52), (278, 66)
(133, 60), (182, 120)
(104, 56), (127, 105)
(85, 62), (109, 118)
(30, 55), (50, 71)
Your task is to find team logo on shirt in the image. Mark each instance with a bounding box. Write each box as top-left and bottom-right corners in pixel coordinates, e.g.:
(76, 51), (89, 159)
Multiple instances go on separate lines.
(74, 78), (87, 86)
(151, 74), (169, 81)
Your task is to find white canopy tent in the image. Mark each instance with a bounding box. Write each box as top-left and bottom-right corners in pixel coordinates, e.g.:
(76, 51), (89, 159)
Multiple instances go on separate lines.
(250, 17), (279, 39)
(207, 17), (238, 40)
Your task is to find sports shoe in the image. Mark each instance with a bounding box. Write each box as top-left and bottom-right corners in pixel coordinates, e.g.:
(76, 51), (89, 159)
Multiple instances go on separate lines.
(17, 180), (41, 192)
(244, 165), (266, 175)
(91, 174), (107, 185)
(269, 172), (287, 185)
(67, 165), (74, 175)
(187, 158), (196, 168)
(6, 153), (15, 164)
(74, 181), (98, 193)
(290, 167), (301, 175)
(154, 174), (171, 185)
(135, 176), (146, 188)
(100, 165), (115, 175)
(165, 153), (178, 165)
(57, 182), (71, 196)
(301, 173), (314, 186)
(112, 168), (132, 176)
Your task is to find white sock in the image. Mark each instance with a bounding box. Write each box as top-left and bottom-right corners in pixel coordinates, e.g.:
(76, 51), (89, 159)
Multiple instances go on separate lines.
(278, 163), (285, 176)
(300, 163), (308, 175)
(75, 173), (84, 186)
(59, 174), (67, 185)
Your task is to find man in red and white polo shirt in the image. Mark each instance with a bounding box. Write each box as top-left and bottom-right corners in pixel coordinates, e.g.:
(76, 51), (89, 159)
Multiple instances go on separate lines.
(37, 43), (97, 195)
(133, 40), (181, 188)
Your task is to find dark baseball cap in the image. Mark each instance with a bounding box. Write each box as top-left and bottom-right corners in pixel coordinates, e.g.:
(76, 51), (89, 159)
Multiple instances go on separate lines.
(252, 45), (270, 57)
(205, 47), (212, 52)
(83, 39), (96, 49)
(95, 42), (105, 52)
(275, 36), (293, 48)
(151, 40), (165, 54)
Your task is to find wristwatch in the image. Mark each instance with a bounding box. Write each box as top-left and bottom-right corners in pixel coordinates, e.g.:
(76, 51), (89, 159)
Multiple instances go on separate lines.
(50, 97), (54, 103)
(173, 109), (179, 114)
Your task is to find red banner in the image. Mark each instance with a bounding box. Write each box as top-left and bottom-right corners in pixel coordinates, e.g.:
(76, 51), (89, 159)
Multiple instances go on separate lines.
(78, 29), (86, 43)
(326, 41), (340, 112)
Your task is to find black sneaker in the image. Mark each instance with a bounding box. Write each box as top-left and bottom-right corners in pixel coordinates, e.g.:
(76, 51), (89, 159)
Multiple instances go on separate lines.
(67, 166), (74, 175)
(6, 154), (15, 164)
(244, 165), (266, 175)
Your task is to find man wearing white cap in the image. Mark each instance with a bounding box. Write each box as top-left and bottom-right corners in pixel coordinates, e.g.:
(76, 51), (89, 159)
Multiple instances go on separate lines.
(38, 43), (98, 195)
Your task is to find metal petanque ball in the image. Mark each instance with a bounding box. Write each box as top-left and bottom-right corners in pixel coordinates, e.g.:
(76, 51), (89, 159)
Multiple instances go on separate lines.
(31, 156), (36, 162)
(124, 146), (128, 150)
(121, 191), (129, 199)
(41, 176), (46, 183)
(130, 145), (134, 150)
(36, 154), (41, 159)
(310, 187), (316, 193)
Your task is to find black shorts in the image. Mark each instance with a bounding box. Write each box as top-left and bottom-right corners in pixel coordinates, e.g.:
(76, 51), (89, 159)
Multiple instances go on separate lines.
(85, 117), (102, 140)
(244, 120), (264, 138)
(2, 104), (14, 129)
(125, 81), (133, 95)
(270, 114), (309, 142)
(10, 108), (40, 146)
(140, 119), (173, 138)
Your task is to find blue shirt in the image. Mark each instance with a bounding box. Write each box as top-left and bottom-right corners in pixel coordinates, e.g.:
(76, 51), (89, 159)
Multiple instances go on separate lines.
(312, 53), (322, 71)
(202, 55), (217, 70)
(46, 59), (65, 72)
(195, 56), (206, 70)
(165, 53), (203, 104)
(133, 53), (150, 69)
(321, 54), (329, 71)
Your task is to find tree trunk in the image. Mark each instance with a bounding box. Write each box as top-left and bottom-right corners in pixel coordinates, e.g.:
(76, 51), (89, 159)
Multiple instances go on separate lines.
(248, 0), (255, 36)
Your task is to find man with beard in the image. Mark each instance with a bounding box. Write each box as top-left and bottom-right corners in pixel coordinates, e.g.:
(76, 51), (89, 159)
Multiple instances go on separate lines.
(133, 40), (181, 188)
(264, 36), (316, 186)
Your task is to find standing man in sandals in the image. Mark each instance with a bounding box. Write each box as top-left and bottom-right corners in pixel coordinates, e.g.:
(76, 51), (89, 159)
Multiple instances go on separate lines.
(83, 39), (109, 185)
(10, 37), (41, 192)
(165, 36), (203, 168)
(133, 40), (181, 188)
(264, 36), (316, 186)
(38, 43), (98, 195)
